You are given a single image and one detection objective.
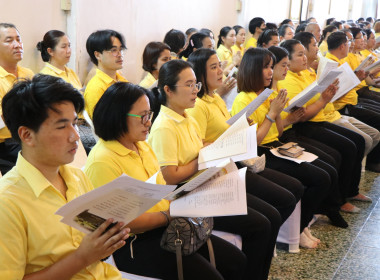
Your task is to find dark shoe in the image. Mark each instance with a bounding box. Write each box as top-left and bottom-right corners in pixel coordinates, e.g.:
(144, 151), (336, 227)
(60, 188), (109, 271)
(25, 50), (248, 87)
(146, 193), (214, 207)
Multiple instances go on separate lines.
(366, 162), (380, 173)
(326, 211), (348, 228)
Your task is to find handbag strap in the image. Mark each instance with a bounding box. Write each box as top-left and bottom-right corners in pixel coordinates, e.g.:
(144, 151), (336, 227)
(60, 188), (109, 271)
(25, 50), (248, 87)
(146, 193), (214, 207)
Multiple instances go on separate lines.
(207, 238), (216, 268)
(175, 238), (184, 280)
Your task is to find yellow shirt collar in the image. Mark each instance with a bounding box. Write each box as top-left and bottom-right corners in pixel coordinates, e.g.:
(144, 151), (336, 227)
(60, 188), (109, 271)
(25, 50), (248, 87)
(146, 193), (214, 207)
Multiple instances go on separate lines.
(101, 139), (150, 157)
(325, 52), (342, 64)
(16, 153), (81, 198)
(95, 68), (126, 86)
(44, 62), (67, 75)
(0, 65), (21, 78)
(160, 105), (188, 123)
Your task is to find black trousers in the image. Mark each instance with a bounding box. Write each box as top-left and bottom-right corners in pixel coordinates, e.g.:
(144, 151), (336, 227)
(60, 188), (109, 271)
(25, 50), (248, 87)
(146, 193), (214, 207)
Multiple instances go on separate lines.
(114, 227), (247, 280)
(280, 129), (343, 211)
(357, 86), (380, 106)
(294, 121), (365, 198)
(257, 144), (330, 232)
(0, 140), (20, 174)
(340, 104), (380, 164)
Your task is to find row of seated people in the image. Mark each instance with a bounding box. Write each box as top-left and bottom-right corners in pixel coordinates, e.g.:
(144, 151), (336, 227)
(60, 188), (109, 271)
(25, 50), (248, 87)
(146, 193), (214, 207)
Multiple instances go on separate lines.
(0, 17), (380, 279)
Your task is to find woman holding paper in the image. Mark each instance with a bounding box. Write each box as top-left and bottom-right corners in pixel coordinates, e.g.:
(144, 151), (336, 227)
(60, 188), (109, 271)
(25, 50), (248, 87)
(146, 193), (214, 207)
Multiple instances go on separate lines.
(231, 47), (342, 249)
(279, 37), (375, 207)
(84, 82), (246, 280)
(216, 26), (241, 76)
(149, 59), (290, 280)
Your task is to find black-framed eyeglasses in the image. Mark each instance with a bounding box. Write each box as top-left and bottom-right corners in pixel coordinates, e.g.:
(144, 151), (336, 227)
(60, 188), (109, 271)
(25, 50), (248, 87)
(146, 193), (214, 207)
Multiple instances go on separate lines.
(174, 82), (202, 91)
(127, 111), (154, 124)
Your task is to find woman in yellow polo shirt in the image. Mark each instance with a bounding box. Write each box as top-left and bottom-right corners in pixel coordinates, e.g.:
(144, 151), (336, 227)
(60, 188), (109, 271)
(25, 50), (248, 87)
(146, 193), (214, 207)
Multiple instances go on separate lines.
(232, 25), (246, 57)
(37, 30), (82, 90)
(187, 48), (303, 277)
(216, 26), (241, 76)
(231, 47), (342, 249)
(149, 59), (288, 280)
(279, 39), (369, 212)
(84, 82), (246, 279)
(139, 42), (171, 89)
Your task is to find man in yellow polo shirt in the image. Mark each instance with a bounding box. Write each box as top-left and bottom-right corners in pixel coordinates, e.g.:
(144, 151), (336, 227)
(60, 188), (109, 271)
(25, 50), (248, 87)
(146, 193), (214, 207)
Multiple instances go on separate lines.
(326, 31), (380, 172)
(245, 17), (265, 49)
(84, 30), (128, 118)
(0, 23), (34, 174)
(0, 74), (129, 279)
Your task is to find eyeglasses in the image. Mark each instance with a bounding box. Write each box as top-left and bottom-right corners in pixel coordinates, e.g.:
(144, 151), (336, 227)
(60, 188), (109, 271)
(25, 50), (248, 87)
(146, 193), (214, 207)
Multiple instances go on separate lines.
(174, 82), (202, 91)
(105, 47), (126, 57)
(127, 111), (154, 124)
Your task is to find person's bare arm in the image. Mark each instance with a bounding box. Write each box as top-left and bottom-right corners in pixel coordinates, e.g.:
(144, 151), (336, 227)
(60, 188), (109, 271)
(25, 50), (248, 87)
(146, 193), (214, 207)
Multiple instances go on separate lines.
(161, 159), (198, 185)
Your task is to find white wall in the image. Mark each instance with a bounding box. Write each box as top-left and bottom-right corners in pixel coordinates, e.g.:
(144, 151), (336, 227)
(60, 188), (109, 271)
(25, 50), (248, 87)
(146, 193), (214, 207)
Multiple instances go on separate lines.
(0, 0), (67, 73)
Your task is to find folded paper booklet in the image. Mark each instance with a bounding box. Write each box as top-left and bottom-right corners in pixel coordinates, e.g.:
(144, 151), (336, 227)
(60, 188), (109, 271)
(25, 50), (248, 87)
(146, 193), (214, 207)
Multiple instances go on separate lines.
(198, 114), (257, 170)
(354, 54), (376, 72)
(0, 116), (5, 130)
(56, 175), (177, 234)
(56, 160), (247, 233)
(317, 56), (339, 80)
(170, 167), (248, 218)
(222, 85), (238, 112)
(226, 88), (273, 125)
(330, 62), (361, 102)
(283, 69), (342, 112)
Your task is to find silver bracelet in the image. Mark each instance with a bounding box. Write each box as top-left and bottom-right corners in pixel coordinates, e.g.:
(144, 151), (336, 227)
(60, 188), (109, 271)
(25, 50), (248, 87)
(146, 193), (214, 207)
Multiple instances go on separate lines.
(265, 114), (275, 123)
(160, 211), (170, 226)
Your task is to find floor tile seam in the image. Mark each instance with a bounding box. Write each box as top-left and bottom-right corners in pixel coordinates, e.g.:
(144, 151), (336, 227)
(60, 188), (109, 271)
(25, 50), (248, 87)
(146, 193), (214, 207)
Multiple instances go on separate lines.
(331, 197), (380, 279)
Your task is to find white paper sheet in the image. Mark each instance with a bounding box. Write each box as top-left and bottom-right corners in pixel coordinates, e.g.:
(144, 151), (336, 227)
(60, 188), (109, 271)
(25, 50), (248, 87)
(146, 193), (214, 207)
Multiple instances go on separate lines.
(198, 124), (257, 170)
(317, 56), (339, 80)
(355, 54), (375, 72)
(222, 86), (238, 112)
(56, 174), (176, 234)
(270, 148), (318, 164)
(170, 168), (248, 217)
(0, 115), (5, 130)
(226, 88), (273, 125)
(330, 63), (361, 102)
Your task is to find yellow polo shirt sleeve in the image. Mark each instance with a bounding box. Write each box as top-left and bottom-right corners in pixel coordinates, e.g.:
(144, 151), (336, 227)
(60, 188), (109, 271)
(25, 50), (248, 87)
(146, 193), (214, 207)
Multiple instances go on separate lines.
(149, 126), (179, 166)
(245, 37), (257, 49)
(216, 44), (233, 67)
(319, 41), (328, 57)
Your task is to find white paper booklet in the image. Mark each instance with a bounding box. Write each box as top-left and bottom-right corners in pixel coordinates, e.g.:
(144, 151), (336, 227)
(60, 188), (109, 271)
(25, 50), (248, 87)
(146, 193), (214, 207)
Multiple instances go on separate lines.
(226, 88), (273, 125)
(222, 85), (238, 112)
(283, 69), (342, 113)
(317, 56), (339, 80)
(165, 159), (237, 201)
(355, 54), (376, 72)
(198, 114), (257, 170)
(56, 174), (177, 234)
(330, 62), (361, 102)
(363, 59), (380, 73)
(0, 116), (5, 130)
(170, 168), (248, 217)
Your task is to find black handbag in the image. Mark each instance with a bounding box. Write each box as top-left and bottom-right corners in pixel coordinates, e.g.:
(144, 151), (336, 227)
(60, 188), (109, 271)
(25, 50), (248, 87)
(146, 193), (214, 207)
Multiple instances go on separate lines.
(160, 217), (215, 280)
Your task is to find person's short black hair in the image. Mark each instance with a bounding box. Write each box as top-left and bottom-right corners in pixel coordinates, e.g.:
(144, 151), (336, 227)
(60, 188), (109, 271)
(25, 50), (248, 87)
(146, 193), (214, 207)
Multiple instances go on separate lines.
(186, 28), (198, 36)
(0, 23), (18, 31)
(280, 39), (302, 59)
(266, 22), (278, 30)
(363, 28), (374, 39)
(279, 19), (292, 27)
(86, 29), (126, 66)
(248, 17), (265, 34)
(332, 21), (343, 30)
(296, 23), (307, 33)
(268, 46), (289, 66)
(257, 29), (279, 47)
(217, 26), (233, 48)
(36, 30), (66, 62)
(279, 24), (294, 37)
(294, 32), (315, 50)
(163, 29), (186, 54)
(237, 47), (274, 92)
(93, 82), (150, 141)
(350, 27), (363, 39)
(142, 41), (171, 73)
(2, 74), (84, 143)
(326, 18), (336, 26)
(188, 48), (217, 98)
(233, 25), (244, 35)
(327, 31), (348, 51)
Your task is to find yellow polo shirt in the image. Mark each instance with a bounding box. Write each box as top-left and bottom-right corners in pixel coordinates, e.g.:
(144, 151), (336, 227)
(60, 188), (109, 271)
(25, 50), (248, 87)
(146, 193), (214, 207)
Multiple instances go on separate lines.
(216, 44), (233, 67)
(0, 65), (34, 142)
(302, 68), (341, 122)
(344, 53), (367, 91)
(40, 63), (82, 90)
(245, 37), (257, 49)
(319, 40), (328, 57)
(231, 91), (279, 145)
(0, 153), (122, 280)
(148, 105), (203, 170)
(139, 72), (157, 89)
(84, 69), (128, 118)
(278, 70), (326, 122)
(84, 139), (169, 213)
(231, 44), (245, 57)
(187, 93), (230, 143)
(326, 52), (359, 109)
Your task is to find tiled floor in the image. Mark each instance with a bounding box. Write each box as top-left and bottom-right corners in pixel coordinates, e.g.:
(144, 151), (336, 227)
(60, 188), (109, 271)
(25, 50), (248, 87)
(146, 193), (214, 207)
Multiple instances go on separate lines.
(269, 171), (380, 280)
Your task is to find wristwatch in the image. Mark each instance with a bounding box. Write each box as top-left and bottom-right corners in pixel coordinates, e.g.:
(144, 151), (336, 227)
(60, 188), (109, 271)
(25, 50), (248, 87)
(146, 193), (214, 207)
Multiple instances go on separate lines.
(265, 114), (275, 123)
